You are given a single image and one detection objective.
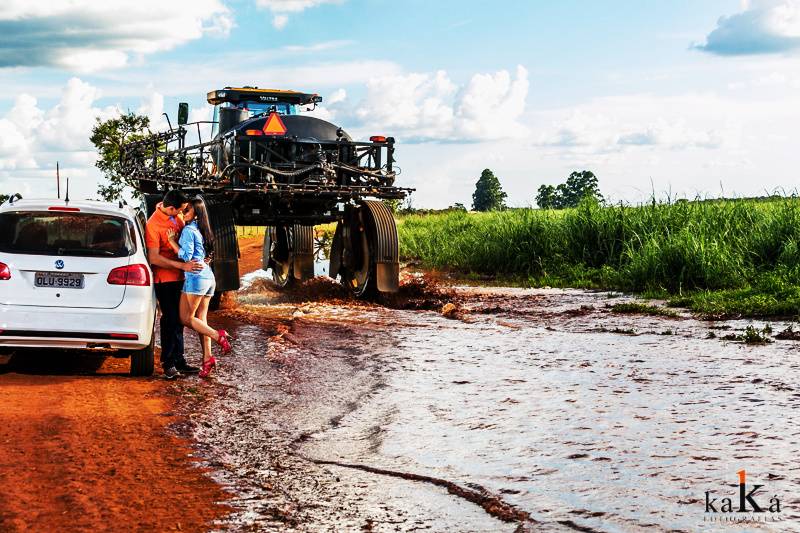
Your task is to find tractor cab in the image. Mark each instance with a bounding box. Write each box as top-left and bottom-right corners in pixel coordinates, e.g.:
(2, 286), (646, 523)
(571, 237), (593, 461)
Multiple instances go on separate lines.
(207, 86), (322, 138)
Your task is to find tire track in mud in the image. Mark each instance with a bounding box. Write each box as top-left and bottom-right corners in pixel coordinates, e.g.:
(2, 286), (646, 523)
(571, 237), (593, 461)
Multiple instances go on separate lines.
(286, 380), (537, 529)
(297, 455), (535, 527)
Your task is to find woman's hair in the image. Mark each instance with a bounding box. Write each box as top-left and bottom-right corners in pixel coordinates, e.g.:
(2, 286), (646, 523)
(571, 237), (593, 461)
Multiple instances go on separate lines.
(190, 197), (215, 257)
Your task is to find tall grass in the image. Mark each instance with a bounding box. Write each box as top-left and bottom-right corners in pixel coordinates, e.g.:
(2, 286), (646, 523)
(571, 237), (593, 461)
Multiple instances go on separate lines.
(398, 197), (800, 315)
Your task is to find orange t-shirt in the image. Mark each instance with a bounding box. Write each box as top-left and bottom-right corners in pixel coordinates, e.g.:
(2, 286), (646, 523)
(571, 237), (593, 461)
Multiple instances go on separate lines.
(145, 203), (186, 284)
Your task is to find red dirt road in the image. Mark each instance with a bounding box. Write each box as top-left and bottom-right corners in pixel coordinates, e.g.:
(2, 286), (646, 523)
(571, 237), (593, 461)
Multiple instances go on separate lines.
(0, 235), (269, 532)
(0, 355), (230, 533)
(237, 234), (264, 276)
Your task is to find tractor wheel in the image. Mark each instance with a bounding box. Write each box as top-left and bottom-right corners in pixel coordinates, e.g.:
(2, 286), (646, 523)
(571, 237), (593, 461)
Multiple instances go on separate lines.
(264, 225), (294, 288)
(333, 201), (399, 297)
(337, 209), (377, 298)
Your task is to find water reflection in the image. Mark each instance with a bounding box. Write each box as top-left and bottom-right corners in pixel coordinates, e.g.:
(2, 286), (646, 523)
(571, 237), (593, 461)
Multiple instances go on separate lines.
(194, 284), (800, 531)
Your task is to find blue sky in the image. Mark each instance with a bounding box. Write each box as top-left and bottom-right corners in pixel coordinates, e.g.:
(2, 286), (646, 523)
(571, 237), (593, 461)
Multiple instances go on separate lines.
(1, 0), (799, 207)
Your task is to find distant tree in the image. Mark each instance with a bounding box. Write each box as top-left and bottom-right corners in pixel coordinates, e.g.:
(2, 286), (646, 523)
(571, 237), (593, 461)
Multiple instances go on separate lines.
(450, 202), (467, 212)
(535, 184), (558, 209)
(562, 170), (603, 206)
(472, 169), (507, 211)
(90, 112), (152, 201)
(535, 170), (603, 209)
(0, 194), (8, 205)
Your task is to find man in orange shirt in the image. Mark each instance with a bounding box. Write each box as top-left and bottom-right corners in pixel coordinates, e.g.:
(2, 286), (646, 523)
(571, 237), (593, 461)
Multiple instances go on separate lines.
(145, 190), (204, 379)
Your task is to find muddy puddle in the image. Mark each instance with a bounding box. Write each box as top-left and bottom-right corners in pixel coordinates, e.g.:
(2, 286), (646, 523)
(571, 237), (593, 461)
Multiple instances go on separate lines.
(181, 276), (800, 532)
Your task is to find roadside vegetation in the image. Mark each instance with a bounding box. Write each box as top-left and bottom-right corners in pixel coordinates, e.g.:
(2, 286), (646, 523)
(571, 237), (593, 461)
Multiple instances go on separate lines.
(610, 302), (678, 317)
(398, 196), (800, 318)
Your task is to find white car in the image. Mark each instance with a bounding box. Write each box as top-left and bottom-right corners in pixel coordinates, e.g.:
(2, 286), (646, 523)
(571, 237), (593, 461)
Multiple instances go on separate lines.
(0, 196), (157, 375)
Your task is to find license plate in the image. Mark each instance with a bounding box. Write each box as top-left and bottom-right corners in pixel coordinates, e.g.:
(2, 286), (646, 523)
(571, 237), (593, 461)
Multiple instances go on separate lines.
(34, 272), (84, 289)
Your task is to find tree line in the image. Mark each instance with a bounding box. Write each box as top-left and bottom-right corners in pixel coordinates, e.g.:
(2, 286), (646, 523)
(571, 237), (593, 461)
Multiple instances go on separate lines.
(468, 168), (603, 212)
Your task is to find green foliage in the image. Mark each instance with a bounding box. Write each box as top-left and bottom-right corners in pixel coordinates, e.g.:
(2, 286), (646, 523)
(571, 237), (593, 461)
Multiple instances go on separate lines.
(397, 196), (800, 317)
(742, 325), (773, 344)
(611, 302), (678, 317)
(90, 112), (151, 201)
(383, 199), (401, 213)
(0, 194), (8, 205)
(536, 170), (603, 209)
(535, 185), (558, 209)
(472, 169), (507, 212)
(451, 202), (467, 212)
(720, 324), (773, 344)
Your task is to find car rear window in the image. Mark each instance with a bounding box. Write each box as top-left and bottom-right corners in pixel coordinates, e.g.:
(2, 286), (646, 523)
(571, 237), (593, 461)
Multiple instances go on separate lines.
(0, 211), (136, 257)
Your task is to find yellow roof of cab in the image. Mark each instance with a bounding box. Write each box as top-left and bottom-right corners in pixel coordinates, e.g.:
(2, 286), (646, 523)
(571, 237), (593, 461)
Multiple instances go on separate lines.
(207, 87), (322, 106)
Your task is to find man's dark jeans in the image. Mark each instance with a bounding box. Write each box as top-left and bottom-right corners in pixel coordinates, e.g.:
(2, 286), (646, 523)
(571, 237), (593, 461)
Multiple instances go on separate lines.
(154, 281), (185, 370)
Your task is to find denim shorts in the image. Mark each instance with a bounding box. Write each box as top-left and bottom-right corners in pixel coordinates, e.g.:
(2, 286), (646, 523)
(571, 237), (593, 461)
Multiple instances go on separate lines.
(183, 272), (216, 296)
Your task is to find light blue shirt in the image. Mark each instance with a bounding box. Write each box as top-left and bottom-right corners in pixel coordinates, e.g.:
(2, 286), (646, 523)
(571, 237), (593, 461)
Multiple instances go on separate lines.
(178, 221), (214, 280)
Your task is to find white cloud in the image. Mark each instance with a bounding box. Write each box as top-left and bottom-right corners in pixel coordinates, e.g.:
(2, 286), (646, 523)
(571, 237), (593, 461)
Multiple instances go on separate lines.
(256, 0), (344, 29)
(327, 88), (347, 105)
(694, 0), (800, 55)
(0, 78), (165, 200)
(0, 1), (233, 72)
(281, 40), (354, 53)
(727, 70), (800, 89)
(325, 65), (529, 143)
(272, 14), (289, 30)
(533, 93), (742, 154)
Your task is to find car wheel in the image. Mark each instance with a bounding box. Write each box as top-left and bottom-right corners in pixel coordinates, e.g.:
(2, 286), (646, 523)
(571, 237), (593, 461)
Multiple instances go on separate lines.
(129, 329), (155, 377)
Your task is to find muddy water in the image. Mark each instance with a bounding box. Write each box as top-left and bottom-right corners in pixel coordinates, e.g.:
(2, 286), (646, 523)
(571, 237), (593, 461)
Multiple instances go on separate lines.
(186, 283), (800, 532)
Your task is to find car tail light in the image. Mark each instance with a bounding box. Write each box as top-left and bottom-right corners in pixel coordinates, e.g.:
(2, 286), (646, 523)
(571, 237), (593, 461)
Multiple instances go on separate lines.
(245, 129), (263, 136)
(110, 333), (139, 340)
(0, 262), (10, 280)
(48, 206), (81, 212)
(370, 135), (387, 143)
(107, 264), (150, 286)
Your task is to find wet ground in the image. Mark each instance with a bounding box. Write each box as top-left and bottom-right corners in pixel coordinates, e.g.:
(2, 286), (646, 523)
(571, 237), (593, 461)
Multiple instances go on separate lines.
(178, 275), (800, 532)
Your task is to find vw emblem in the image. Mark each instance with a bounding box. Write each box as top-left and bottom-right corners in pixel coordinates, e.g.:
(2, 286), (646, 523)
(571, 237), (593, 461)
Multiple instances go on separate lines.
(55, 260), (64, 270)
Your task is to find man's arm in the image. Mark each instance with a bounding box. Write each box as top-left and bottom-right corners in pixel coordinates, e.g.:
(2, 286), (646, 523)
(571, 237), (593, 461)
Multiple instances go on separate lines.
(148, 247), (204, 272)
(145, 221), (203, 272)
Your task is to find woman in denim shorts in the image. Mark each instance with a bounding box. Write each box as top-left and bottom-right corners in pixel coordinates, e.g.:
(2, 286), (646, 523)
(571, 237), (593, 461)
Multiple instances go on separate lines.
(167, 197), (232, 377)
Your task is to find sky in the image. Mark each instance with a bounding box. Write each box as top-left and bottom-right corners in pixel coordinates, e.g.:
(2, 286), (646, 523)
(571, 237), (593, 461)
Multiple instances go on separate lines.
(1, 0), (800, 207)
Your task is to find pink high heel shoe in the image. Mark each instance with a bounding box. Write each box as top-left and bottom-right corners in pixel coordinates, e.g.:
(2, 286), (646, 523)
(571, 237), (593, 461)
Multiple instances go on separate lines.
(199, 356), (216, 378)
(216, 329), (232, 354)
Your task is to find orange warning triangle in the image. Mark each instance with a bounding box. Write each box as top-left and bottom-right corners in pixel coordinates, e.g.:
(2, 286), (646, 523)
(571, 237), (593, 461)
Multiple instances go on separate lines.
(262, 112), (287, 136)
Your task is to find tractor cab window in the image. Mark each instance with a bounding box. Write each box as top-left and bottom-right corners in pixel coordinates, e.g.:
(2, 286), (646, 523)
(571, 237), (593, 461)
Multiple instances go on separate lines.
(211, 101), (296, 137)
(238, 101), (296, 117)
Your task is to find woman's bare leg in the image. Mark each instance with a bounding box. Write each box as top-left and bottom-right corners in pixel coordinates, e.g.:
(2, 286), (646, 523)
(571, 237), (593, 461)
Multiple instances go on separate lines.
(180, 294), (220, 341)
(195, 296), (213, 363)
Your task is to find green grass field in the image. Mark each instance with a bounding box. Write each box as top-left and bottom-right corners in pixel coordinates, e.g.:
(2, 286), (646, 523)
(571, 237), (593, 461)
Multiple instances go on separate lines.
(397, 198), (800, 318)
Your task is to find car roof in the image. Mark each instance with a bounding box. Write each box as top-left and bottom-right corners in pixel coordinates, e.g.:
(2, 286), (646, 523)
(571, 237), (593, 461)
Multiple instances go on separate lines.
(0, 198), (138, 219)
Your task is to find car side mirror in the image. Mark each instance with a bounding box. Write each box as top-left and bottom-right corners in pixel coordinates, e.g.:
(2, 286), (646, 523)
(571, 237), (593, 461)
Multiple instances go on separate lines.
(178, 102), (189, 125)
